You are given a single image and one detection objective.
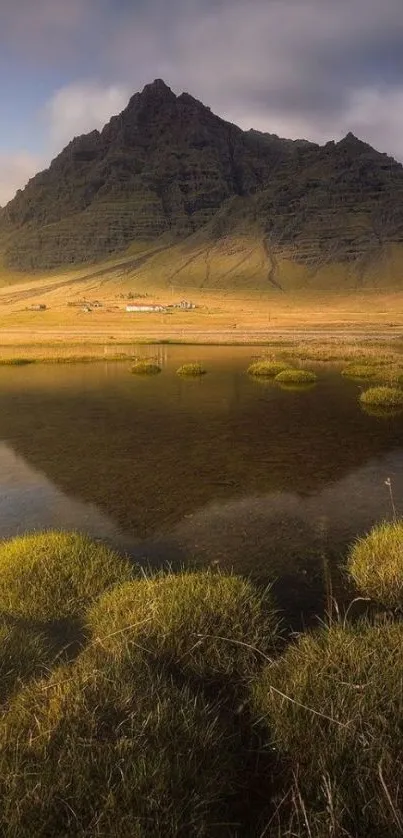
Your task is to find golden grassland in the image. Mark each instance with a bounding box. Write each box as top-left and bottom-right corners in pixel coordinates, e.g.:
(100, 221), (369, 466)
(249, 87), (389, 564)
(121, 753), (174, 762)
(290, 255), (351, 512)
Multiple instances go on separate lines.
(0, 238), (402, 364)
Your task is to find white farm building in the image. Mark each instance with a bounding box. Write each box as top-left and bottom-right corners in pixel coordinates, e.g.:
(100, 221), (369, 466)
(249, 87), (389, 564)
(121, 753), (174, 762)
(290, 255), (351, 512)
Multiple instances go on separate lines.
(126, 304), (166, 312)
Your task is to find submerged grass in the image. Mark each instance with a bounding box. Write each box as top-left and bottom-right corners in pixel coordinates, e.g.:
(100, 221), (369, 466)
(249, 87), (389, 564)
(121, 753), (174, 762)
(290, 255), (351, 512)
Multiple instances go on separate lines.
(254, 620), (403, 837)
(0, 532), (132, 622)
(348, 520), (403, 608)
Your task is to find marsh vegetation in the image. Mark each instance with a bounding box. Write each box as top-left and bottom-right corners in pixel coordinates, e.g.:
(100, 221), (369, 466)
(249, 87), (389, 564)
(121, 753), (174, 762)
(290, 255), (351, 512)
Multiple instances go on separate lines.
(131, 360), (162, 375)
(360, 386), (403, 409)
(176, 362), (207, 376)
(0, 522), (402, 835)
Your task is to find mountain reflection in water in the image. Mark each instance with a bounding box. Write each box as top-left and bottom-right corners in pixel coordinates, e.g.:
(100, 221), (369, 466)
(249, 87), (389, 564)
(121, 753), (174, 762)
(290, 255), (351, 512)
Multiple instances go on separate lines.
(0, 345), (401, 626)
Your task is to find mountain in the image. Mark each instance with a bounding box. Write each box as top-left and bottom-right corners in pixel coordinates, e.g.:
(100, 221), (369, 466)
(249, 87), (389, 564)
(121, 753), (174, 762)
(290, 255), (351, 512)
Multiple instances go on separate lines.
(1, 79), (403, 289)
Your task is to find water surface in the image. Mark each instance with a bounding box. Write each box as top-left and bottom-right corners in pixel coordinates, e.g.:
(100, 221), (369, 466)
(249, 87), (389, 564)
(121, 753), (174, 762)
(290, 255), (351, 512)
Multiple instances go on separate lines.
(0, 345), (402, 625)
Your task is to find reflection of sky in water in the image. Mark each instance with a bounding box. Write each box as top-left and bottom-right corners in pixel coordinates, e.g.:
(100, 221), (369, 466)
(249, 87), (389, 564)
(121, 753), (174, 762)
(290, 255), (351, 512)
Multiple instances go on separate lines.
(0, 442), (134, 550)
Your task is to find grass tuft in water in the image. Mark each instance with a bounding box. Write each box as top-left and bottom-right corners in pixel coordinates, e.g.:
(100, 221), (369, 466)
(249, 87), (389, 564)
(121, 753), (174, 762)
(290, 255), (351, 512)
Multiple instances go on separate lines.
(253, 620), (403, 836)
(341, 363), (379, 379)
(359, 386), (403, 409)
(0, 531), (132, 622)
(274, 368), (317, 385)
(131, 360), (162, 375)
(247, 360), (289, 377)
(347, 520), (403, 608)
(176, 363), (207, 376)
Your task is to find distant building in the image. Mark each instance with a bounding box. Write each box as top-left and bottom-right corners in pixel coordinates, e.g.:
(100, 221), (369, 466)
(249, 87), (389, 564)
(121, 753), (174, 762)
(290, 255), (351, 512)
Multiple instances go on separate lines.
(126, 304), (166, 312)
(28, 304), (46, 311)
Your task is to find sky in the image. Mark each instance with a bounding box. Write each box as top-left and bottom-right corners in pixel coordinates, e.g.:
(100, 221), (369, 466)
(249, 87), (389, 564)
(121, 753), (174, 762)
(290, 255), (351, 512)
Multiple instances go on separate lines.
(1, 0), (403, 205)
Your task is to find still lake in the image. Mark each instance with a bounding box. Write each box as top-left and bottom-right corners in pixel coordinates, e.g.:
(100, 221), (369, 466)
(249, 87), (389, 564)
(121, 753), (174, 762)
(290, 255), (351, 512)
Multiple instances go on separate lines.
(0, 345), (402, 625)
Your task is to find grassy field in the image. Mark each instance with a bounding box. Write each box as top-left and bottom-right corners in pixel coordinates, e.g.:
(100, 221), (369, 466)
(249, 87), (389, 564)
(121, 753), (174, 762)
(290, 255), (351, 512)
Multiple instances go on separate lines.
(0, 238), (403, 358)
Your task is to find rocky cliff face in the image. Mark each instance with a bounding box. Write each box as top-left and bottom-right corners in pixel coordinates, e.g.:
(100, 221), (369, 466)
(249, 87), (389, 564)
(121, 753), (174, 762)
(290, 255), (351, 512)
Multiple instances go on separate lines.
(1, 80), (308, 270)
(2, 79), (403, 276)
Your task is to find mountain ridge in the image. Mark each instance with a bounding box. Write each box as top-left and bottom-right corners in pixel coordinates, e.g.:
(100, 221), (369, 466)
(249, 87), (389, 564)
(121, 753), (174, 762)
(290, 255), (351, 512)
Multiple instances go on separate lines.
(1, 78), (403, 289)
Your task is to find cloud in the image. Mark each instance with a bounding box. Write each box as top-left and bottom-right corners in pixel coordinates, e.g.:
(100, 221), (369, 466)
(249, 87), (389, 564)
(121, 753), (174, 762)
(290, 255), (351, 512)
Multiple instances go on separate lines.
(45, 82), (130, 150)
(105, 0), (403, 159)
(0, 152), (43, 207)
(0, 0), (95, 61)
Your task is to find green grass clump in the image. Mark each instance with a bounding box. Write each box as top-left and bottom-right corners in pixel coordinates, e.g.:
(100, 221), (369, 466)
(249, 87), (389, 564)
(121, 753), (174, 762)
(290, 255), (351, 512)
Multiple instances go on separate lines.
(131, 360), (161, 375)
(348, 520), (403, 608)
(247, 360), (289, 377)
(176, 363), (207, 376)
(254, 621), (403, 836)
(0, 570), (279, 836)
(88, 570), (278, 682)
(359, 386), (403, 409)
(0, 532), (132, 622)
(0, 659), (242, 837)
(341, 363), (378, 379)
(274, 368), (317, 385)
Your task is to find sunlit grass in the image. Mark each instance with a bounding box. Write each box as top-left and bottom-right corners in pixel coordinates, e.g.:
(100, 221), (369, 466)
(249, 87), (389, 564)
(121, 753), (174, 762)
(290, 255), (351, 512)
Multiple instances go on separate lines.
(254, 620), (403, 836)
(0, 532), (132, 621)
(275, 368), (317, 385)
(131, 360), (162, 375)
(359, 385), (403, 409)
(348, 520), (403, 608)
(341, 363), (379, 379)
(176, 363), (207, 376)
(247, 360), (289, 377)
(88, 569), (278, 682)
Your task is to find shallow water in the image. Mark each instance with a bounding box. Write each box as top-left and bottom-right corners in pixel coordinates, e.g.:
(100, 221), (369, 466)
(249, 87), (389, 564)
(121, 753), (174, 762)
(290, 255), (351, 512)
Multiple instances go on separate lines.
(0, 345), (402, 625)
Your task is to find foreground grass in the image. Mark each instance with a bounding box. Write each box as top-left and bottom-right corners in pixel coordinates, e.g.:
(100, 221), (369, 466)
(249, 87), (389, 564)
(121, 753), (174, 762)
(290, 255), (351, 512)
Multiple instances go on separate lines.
(0, 661), (244, 838)
(254, 619), (403, 837)
(3, 529), (403, 835)
(88, 571), (278, 683)
(0, 562), (279, 837)
(348, 521), (403, 608)
(0, 532), (132, 621)
(0, 620), (54, 704)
